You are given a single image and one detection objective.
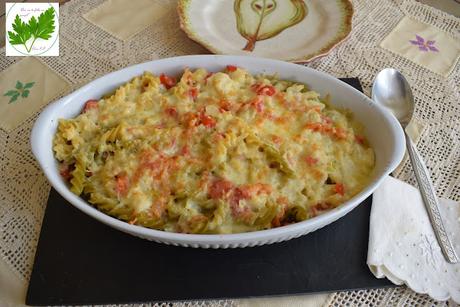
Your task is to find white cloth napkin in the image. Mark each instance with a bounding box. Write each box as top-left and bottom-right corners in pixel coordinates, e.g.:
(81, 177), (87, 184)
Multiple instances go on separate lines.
(368, 176), (460, 303)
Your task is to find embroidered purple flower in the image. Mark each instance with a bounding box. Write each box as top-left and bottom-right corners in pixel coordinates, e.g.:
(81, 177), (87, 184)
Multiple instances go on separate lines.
(410, 35), (439, 52)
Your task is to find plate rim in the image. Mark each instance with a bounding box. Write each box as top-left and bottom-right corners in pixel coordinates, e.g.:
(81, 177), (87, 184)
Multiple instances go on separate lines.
(177, 0), (354, 63)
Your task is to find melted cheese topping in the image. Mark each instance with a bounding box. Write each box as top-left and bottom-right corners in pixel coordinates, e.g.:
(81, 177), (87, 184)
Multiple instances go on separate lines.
(53, 67), (375, 234)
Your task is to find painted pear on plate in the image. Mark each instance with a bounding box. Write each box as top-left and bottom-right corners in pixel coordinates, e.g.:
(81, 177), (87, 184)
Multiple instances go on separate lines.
(234, 0), (307, 51)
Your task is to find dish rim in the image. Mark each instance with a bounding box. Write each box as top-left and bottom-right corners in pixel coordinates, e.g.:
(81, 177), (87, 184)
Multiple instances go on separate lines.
(31, 55), (405, 247)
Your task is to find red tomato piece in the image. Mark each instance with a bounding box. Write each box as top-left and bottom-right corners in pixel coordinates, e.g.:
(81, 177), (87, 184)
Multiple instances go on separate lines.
(226, 65), (237, 72)
(229, 203), (253, 222)
(159, 73), (176, 89)
(355, 135), (365, 144)
(277, 196), (289, 206)
(231, 184), (271, 206)
(165, 107), (178, 117)
(209, 179), (233, 199)
(200, 113), (216, 128)
(317, 202), (332, 210)
(252, 84), (276, 96)
(189, 88), (198, 100)
(204, 72), (214, 84)
(272, 197), (289, 227)
(335, 183), (345, 196)
(59, 163), (73, 181)
(219, 100), (231, 112)
(258, 183), (272, 194)
(151, 199), (167, 218)
(321, 115), (333, 124)
(229, 185), (270, 222)
(82, 99), (98, 113)
(252, 96), (265, 113)
(115, 174), (129, 196)
(183, 112), (199, 128)
(180, 145), (189, 155)
(271, 135), (283, 145)
(333, 127), (347, 139)
(233, 187), (251, 201)
(305, 122), (323, 132)
(258, 85), (276, 96)
(305, 155), (318, 166)
(310, 202), (333, 217)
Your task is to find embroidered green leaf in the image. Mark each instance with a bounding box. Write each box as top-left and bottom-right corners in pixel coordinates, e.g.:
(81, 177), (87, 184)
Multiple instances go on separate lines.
(7, 15), (32, 46)
(22, 90), (30, 98)
(3, 80), (35, 103)
(4, 90), (18, 97)
(15, 81), (23, 90)
(9, 93), (20, 104)
(28, 7), (55, 40)
(24, 82), (35, 89)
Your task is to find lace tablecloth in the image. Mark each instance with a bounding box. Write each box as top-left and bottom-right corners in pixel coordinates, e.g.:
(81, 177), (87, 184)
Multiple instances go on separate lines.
(0, 0), (459, 306)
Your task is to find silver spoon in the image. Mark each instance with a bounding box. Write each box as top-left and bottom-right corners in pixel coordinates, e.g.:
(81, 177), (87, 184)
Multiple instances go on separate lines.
(372, 68), (458, 264)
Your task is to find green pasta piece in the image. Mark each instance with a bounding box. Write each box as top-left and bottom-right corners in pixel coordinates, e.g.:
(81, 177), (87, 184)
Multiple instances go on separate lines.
(136, 211), (165, 229)
(254, 201), (279, 227)
(89, 192), (118, 211)
(247, 134), (295, 177)
(53, 119), (77, 162)
(108, 203), (134, 221)
(101, 123), (123, 143)
(189, 216), (209, 234)
(167, 200), (186, 219)
(207, 201), (227, 232)
(69, 154), (86, 195)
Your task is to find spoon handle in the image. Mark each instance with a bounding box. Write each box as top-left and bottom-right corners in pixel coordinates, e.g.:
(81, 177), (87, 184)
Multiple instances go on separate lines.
(405, 131), (459, 263)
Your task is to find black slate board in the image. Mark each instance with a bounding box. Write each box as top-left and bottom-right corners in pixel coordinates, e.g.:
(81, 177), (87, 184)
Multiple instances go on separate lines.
(26, 78), (393, 306)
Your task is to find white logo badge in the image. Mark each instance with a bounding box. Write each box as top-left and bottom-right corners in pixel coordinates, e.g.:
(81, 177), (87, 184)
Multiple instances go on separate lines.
(5, 2), (59, 56)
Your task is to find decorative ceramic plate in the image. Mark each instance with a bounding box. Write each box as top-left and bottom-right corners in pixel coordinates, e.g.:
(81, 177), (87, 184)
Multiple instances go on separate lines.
(178, 0), (353, 62)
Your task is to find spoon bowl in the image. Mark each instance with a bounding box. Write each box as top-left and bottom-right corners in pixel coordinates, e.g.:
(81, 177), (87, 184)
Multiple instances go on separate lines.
(372, 68), (414, 128)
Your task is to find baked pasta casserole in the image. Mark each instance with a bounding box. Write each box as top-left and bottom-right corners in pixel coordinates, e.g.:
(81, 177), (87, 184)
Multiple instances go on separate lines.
(53, 66), (375, 234)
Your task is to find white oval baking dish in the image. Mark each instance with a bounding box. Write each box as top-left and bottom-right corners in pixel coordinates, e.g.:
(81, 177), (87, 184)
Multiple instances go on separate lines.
(31, 55), (405, 248)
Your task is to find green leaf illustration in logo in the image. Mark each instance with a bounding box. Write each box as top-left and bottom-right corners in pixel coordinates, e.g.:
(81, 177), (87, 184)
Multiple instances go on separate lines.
(3, 81), (35, 104)
(28, 8), (56, 40)
(7, 7), (56, 53)
(8, 15), (32, 46)
(234, 0), (307, 51)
